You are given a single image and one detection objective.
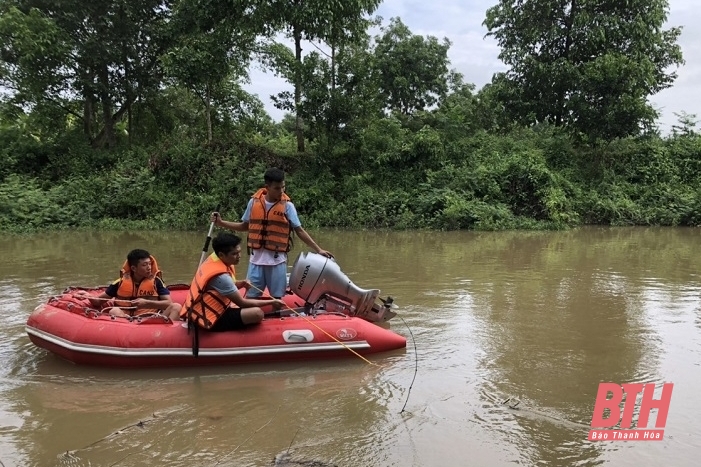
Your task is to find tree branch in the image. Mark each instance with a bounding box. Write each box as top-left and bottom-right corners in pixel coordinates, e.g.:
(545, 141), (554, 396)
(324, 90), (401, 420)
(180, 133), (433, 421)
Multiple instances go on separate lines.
(0, 83), (84, 121)
(309, 40), (333, 59)
(44, 95), (85, 121)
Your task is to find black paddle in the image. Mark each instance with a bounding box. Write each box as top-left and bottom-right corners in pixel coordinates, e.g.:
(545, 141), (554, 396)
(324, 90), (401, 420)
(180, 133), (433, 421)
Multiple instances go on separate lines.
(199, 203), (221, 266)
(190, 203), (220, 358)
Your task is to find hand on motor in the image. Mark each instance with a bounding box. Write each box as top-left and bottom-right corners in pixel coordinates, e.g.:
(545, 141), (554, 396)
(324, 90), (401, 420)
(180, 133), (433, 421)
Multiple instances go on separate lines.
(317, 249), (334, 259)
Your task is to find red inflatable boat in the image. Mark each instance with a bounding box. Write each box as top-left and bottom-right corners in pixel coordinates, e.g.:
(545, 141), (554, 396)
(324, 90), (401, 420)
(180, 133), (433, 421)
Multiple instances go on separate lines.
(25, 253), (406, 368)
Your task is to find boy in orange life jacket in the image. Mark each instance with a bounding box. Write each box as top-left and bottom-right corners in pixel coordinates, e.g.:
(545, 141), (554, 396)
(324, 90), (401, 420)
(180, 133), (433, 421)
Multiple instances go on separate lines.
(181, 232), (286, 331)
(211, 167), (333, 299)
(78, 249), (181, 320)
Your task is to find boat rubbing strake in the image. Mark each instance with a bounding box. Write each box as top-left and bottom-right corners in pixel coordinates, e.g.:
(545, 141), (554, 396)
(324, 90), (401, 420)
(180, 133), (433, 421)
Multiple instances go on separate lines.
(25, 253), (406, 367)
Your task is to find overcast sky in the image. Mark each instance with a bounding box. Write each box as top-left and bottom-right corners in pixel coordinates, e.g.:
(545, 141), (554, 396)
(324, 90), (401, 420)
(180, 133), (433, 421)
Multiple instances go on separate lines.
(244, 0), (699, 134)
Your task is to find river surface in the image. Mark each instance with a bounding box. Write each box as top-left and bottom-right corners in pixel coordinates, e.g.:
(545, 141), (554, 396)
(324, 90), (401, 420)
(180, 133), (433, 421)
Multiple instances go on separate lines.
(0, 227), (699, 467)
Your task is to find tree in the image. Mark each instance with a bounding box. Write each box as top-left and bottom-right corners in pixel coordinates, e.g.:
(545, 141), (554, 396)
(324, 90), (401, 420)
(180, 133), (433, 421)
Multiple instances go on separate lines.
(429, 72), (480, 139)
(373, 17), (452, 116)
(162, 0), (265, 143)
(484, 0), (684, 142)
(325, 33), (384, 138)
(671, 111), (697, 137)
(264, 0), (380, 153)
(266, 31), (383, 148)
(0, 0), (172, 147)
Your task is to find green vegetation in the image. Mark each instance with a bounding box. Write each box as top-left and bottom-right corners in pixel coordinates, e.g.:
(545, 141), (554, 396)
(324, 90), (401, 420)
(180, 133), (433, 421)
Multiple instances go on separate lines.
(1, 0), (699, 233)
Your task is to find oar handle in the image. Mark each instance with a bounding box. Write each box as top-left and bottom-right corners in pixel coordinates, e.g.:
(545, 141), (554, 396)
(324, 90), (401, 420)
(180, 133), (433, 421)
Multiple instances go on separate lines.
(199, 203), (221, 265)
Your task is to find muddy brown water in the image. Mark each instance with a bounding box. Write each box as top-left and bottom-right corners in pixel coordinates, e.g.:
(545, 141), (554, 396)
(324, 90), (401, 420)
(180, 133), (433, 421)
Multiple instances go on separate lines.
(0, 227), (699, 466)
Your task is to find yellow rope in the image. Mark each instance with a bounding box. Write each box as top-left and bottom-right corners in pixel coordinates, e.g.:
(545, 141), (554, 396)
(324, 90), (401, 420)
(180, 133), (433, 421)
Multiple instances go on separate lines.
(249, 284), (379, 366)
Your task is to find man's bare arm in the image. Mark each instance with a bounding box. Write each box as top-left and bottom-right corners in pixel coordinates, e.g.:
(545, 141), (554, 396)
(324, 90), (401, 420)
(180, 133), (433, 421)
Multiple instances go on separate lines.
(293, 226), (333, 258)
(212, 212), (249, 232)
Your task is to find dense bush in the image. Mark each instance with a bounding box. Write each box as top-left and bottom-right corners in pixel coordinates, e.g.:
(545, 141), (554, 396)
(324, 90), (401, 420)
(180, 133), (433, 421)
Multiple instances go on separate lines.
(1, 3), (696, 233)
(3, 117), (701, 233)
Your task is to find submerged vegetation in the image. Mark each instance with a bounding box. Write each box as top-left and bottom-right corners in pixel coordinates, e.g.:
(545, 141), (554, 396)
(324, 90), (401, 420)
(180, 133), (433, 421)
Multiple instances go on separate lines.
(1, 0), (699, 233)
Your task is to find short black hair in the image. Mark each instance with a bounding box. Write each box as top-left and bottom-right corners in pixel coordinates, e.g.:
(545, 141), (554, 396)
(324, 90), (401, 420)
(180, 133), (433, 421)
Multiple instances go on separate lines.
(212, 232), (241, 256)
(264, 167), (285, 184)
(127, 249), (151, 268)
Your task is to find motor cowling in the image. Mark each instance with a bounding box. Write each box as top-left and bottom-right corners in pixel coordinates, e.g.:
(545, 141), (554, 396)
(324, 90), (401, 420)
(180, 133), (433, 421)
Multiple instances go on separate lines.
(288, 252), (395, 322)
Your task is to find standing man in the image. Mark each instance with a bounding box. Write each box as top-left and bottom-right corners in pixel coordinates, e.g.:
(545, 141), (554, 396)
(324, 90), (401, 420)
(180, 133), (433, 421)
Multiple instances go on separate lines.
(211, 167), (333, 299)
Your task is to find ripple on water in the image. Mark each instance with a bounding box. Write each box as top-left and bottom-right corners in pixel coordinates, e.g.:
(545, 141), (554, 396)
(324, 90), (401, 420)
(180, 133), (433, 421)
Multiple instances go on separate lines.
(3, 228), (701, 467)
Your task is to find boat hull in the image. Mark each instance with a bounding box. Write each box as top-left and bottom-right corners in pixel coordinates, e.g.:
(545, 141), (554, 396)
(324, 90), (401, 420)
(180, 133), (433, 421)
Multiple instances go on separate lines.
(25, 289), (406, 368)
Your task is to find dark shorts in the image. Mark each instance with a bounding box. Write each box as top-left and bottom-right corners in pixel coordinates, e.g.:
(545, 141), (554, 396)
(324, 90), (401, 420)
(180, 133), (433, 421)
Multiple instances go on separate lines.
(209, 307), (245, 332)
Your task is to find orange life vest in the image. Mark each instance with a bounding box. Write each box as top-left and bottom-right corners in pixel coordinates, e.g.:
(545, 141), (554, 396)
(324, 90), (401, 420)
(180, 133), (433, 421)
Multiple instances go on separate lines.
(113, 255), (163, 316)
(247, 188), (292, 253)
(181, 253), (236, 329)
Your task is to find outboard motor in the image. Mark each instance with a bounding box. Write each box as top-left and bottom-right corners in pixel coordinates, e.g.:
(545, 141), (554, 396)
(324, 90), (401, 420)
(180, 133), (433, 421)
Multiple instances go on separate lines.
(288, 252), (397, 323)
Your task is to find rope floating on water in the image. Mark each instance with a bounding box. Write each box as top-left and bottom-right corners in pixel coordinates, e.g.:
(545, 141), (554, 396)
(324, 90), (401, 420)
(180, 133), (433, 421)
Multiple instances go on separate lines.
(249, 284), (380, 367)
(214, 404), (281, 466)
(399, 314), (418, 414)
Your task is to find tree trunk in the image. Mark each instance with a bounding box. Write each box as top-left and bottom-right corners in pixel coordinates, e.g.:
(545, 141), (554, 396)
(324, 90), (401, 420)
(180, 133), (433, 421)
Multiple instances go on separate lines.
(125, 58), (132, 146)
(330, 39), (336, 93)
(83, 94), (94, 141)
(97, 64), (116, 148)
(327, 36), (337, 137)
(293, 21), (304, 153)
(127, 97), (133, 145)
(92, 102), (130, 148)
(555, 0), (577, 126)
(120, 5), (132, 146)
(205, 82), (213, 143)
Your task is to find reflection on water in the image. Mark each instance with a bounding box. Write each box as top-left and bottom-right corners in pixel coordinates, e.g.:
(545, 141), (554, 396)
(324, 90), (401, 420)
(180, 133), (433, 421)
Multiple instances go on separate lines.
(0, 227), (700, 466)
(9, 363), (392, 467)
